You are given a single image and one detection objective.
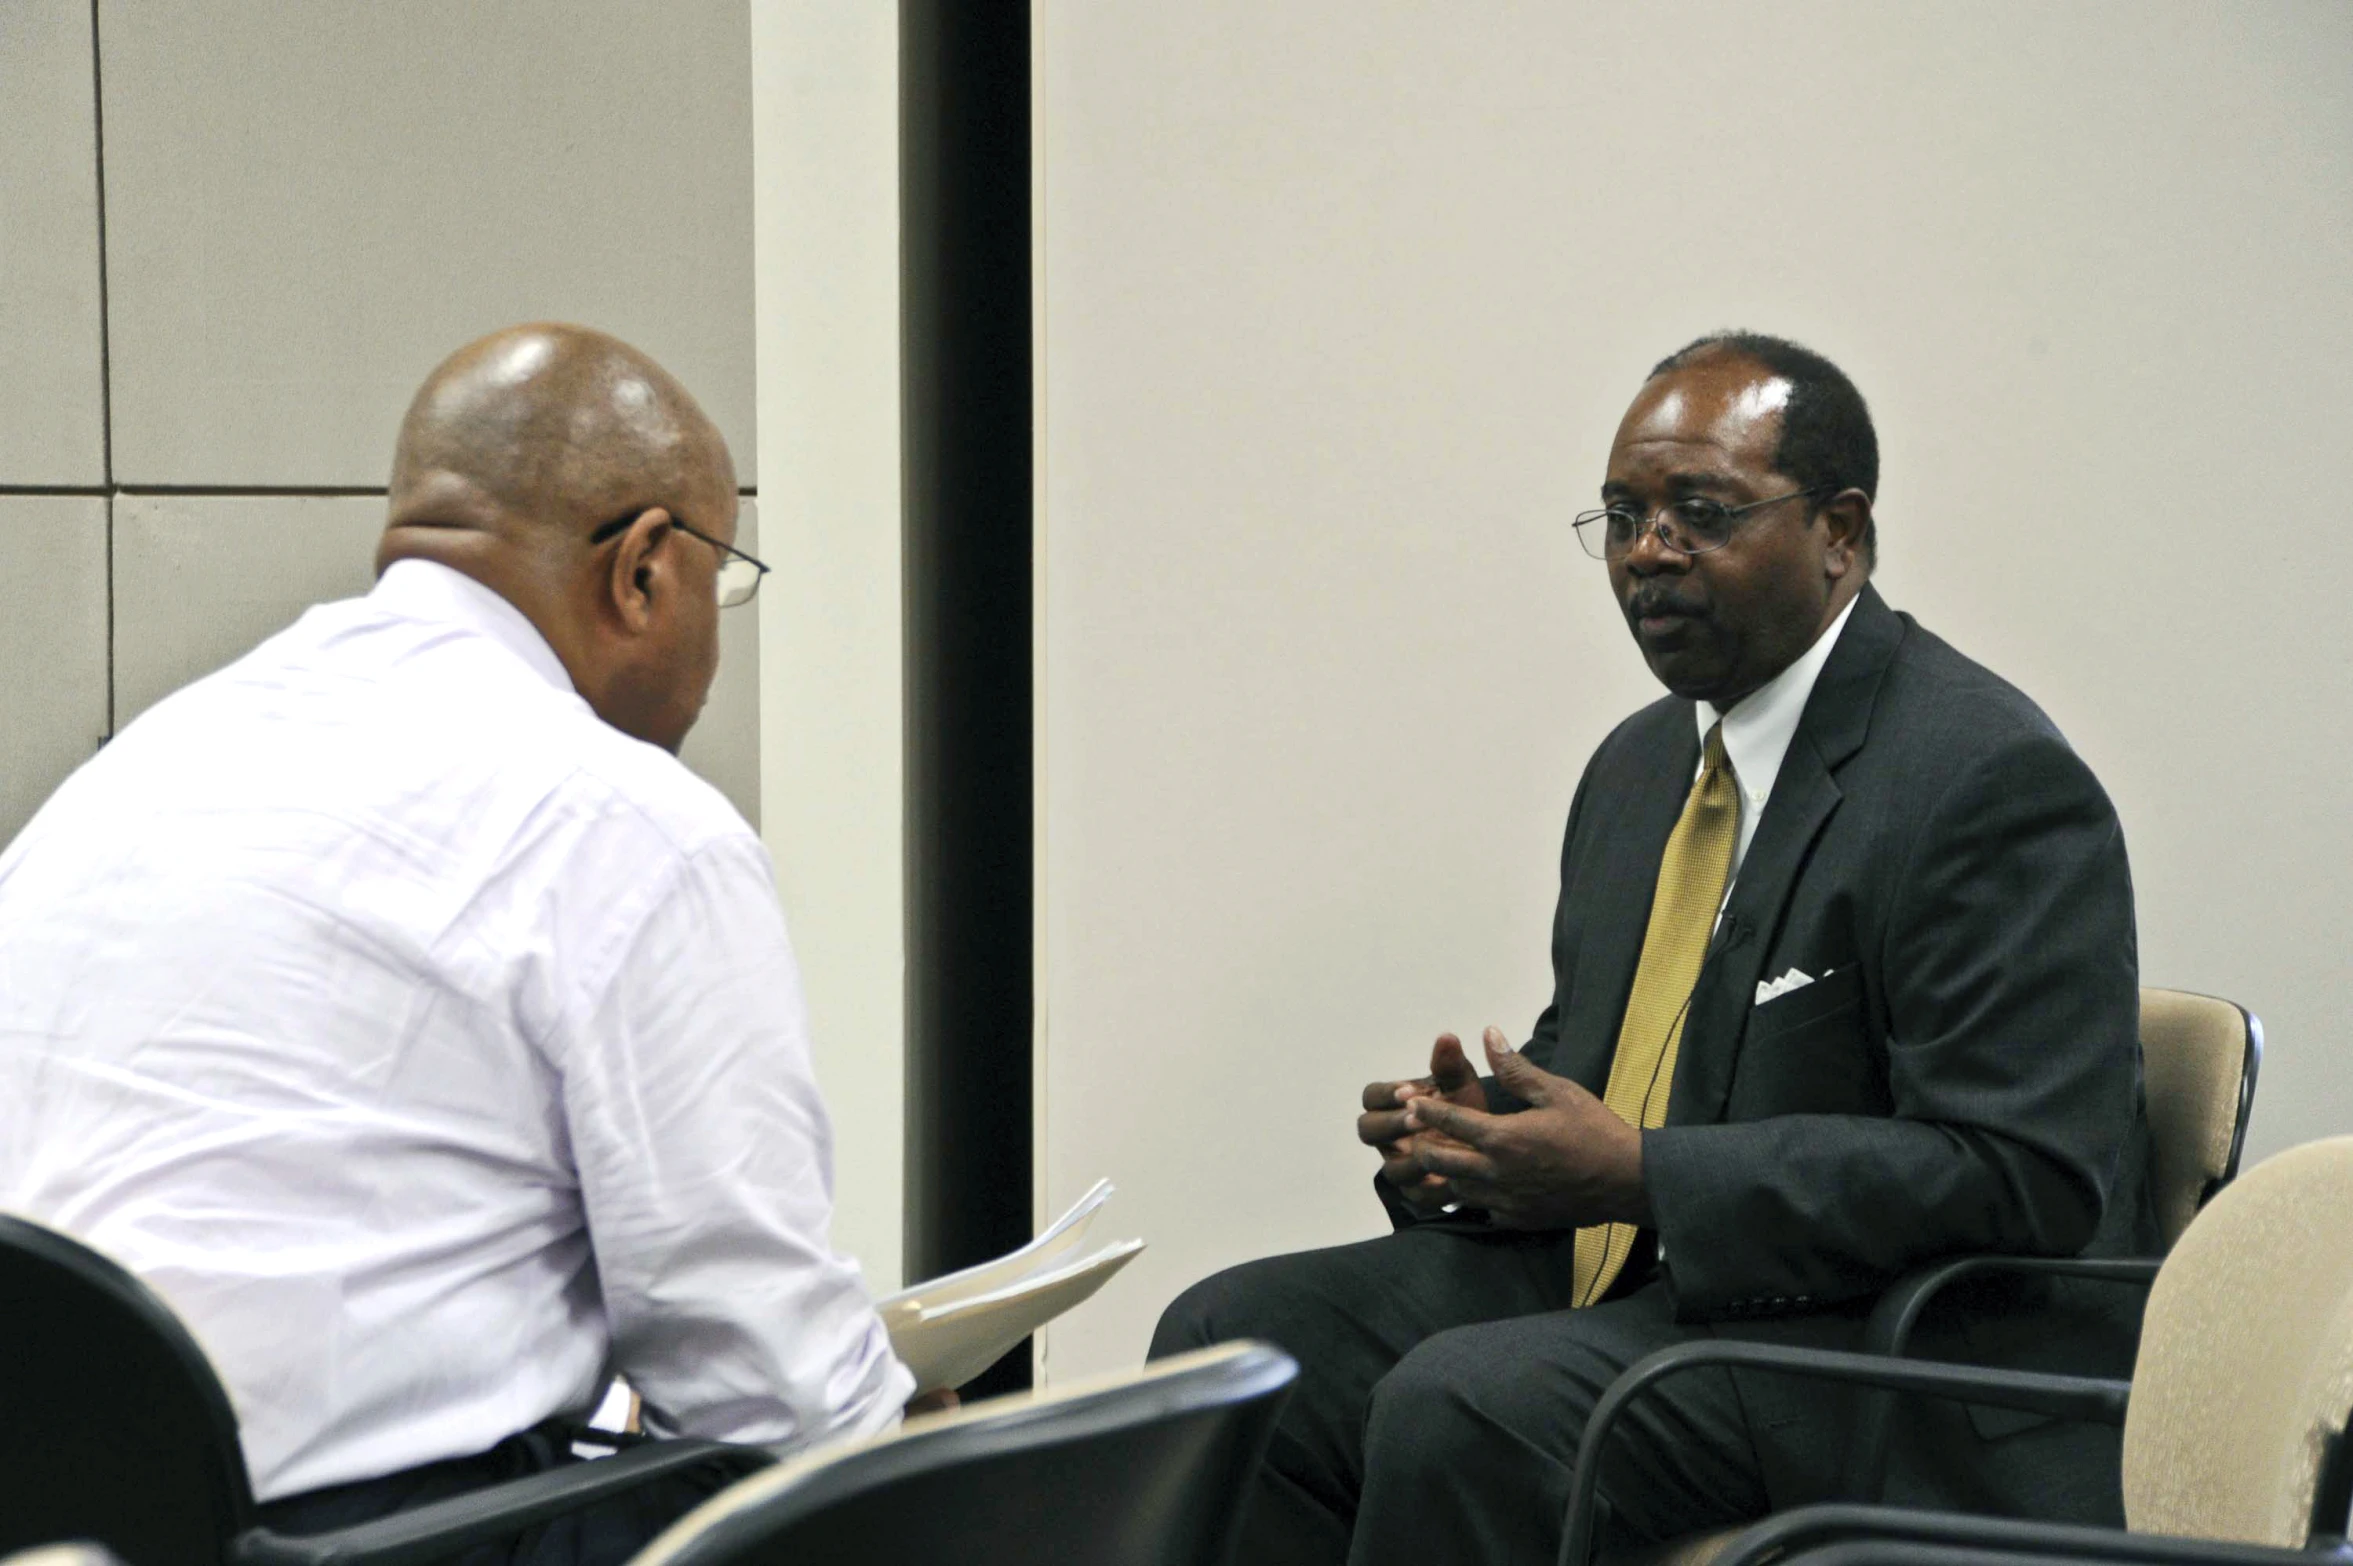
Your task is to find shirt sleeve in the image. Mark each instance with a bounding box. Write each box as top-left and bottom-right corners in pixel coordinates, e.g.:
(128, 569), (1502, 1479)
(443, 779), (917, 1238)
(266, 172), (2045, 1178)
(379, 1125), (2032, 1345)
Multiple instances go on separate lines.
(553, 832), (912, 1449)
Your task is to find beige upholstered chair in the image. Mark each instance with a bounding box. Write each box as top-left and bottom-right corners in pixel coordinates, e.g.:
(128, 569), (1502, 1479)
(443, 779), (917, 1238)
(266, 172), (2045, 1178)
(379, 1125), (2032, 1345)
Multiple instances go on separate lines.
(1568, 1136), (2353, 1566)
(2120, 1135), (2353, 1548)
(2138, 988), (2262, 1245)
(630, 1341), (1296, 1566)
(1824, 985), (2265, 1493)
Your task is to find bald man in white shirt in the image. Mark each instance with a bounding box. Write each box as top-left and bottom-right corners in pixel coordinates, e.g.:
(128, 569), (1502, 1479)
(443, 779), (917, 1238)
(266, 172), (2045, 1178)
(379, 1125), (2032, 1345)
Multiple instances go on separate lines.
(0, 324), (913, 1565)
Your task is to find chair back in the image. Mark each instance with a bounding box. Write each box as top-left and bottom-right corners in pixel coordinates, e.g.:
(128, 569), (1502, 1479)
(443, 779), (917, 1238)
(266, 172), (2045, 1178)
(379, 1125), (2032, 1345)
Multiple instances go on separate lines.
(2138, 988), (2261, 1246)
(633, 1341), (1298, 1566)
(2122, 1136), (2353, 1547)
(0, 1215), (256, 1563)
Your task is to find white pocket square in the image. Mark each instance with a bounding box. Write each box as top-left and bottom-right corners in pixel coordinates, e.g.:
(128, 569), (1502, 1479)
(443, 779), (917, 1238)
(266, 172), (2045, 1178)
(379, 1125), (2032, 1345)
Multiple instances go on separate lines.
(1754, 967), (1833, 1006)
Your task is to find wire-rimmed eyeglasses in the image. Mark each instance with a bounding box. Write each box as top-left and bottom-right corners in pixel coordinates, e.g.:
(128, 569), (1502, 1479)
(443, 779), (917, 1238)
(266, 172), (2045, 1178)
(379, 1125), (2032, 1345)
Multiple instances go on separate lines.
(1570, 487), (1826, 562)
(588, 508), (770, 608)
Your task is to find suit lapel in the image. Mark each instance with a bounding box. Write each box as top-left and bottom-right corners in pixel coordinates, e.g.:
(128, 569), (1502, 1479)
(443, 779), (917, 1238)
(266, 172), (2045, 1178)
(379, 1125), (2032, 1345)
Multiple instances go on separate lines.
(1559, 713), (1698, 1094)
(1667, 586), (1905, 1127)
(1669, 739), (1838, 1125)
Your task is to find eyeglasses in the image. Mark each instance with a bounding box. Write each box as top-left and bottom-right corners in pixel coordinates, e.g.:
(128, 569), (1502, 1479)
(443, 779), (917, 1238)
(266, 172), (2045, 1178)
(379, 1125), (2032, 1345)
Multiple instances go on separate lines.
(588, 508), (771, 608)
(1570, 488), (1826, 562)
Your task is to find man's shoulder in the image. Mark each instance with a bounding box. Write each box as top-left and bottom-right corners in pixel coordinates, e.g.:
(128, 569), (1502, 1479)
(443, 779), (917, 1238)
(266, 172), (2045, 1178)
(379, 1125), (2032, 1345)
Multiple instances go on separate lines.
(1874, 612), (2076, 764)
(555, 720), (756, 865)
(140, 599), (754, 874)
(1589, 690), (1695, 768)
(298, 594), (757, 864)
(329, 592), (759, 865)
(1838, 610), (2121, 846)
(1565, 604), (2087, 789)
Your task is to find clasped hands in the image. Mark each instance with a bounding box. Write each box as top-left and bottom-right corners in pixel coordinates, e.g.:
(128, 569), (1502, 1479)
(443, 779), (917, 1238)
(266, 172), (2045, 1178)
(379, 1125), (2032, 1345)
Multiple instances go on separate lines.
(1356, 1027), (1652, 1230)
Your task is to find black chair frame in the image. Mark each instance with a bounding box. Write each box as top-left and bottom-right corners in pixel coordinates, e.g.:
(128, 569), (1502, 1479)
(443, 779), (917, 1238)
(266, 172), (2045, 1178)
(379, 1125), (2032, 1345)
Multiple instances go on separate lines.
(1554, 1339), (2352, 1566)
(0, 1215), (766, 1566)
(1836, 997), (2262, 1499)
(1764, 1536), (2343, 1566)
(1725, 1493), (2353, 1566)
(648, 1341), (1299, 1566)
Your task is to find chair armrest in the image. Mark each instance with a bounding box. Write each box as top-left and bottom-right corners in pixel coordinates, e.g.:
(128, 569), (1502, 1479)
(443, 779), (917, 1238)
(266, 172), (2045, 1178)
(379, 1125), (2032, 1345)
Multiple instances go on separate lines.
(1714, 1502), (2332, 1566)
(1861, 1255), (2163, 1358)
(1838, 1254), (2161, 1501)
(1774, 1542), (2326, 1566)
(232, 1440), (766, 1566)
(1557, 1343), (2129, 1566)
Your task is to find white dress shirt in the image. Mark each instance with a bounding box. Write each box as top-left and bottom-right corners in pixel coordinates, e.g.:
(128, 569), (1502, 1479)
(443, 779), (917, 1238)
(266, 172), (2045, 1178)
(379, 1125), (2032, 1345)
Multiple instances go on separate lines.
(1650, 594), (1859, 1268)
(0, 560), (911, 1501)
(1696, 594), (1860, 889)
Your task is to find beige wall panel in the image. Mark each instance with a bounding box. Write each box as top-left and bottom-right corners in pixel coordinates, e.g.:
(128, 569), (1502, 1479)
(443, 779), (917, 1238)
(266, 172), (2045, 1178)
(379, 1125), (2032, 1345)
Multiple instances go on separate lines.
(1036, 1), (2353, 1379)
(679, 501), (762, 828)
(98, 0), (755, 488)
(115, 493), (759, 819)
(751, 0), (905, 1290)
(0, 498), (109, 848)
(0, 0), (107, 484)
(112, 495), (383, 725)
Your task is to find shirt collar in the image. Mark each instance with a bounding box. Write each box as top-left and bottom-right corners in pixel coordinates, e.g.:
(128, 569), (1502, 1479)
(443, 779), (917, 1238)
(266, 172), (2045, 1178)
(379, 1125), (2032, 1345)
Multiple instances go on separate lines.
(1695, 594), (1860, 807)
(370, 559), (578, 696)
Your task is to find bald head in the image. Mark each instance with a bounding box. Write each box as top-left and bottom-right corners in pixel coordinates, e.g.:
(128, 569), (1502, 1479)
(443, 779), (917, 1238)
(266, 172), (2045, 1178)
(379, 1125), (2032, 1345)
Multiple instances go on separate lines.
(386, 323), (733, 543)
(378, 324), (740, 753)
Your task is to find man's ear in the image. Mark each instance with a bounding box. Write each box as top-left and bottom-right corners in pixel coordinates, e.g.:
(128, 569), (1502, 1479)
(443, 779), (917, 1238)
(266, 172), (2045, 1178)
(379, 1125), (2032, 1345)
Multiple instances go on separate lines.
(1818, 489), (1872, 579)
(605, 507), (673, 631)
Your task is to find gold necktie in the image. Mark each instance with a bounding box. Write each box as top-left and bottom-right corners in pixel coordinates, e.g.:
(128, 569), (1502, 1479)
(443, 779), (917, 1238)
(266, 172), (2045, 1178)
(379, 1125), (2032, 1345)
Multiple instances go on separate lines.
(1572, 722), (1740, 1306)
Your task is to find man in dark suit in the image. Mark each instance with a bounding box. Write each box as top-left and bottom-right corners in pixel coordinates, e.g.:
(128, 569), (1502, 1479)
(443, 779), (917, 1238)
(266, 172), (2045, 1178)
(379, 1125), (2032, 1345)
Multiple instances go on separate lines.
(1150, 333), (2156, 1565)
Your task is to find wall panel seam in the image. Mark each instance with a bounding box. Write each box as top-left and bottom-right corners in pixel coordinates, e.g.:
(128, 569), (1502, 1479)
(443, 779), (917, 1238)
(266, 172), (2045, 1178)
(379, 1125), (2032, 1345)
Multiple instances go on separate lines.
(89, 0), (112, 488)
(37, 487), (764, 499)
(91, 0), (114, 736)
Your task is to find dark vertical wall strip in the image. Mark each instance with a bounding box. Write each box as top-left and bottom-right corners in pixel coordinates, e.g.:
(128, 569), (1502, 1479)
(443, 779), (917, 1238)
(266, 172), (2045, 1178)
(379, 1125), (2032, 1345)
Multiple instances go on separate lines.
(899, 0), (1035, 1395)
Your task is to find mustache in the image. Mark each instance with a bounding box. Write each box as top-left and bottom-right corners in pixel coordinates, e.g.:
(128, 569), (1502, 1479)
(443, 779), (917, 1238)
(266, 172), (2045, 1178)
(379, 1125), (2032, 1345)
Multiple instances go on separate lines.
(1623, 586), (1707, 621)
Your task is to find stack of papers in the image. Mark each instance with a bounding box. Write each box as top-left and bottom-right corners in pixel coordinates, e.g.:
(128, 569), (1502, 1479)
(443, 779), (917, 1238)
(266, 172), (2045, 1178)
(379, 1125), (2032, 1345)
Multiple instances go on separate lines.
(877, 1179), (1145, 1394)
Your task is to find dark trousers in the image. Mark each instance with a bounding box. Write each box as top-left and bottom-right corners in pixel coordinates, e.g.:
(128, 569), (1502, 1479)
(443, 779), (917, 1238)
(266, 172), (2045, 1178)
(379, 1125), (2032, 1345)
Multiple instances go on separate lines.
(256, 1425), (746, 1566)
(1151, 1225), (1786, 1566)
(1151, 1225), (2138, 1566)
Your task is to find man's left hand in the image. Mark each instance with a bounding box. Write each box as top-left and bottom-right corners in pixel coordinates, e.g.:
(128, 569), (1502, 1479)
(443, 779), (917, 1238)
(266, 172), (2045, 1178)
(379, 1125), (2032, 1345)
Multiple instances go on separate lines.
(1403, 1028), (1652, 1231)
(906, 1386), (960, 1418)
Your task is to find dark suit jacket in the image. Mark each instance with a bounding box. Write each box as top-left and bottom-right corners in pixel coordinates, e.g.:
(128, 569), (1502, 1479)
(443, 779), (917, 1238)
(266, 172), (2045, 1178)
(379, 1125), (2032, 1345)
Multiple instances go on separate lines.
(1444, 584), (2159, 1512)
(1530, 584), (2155, 1312)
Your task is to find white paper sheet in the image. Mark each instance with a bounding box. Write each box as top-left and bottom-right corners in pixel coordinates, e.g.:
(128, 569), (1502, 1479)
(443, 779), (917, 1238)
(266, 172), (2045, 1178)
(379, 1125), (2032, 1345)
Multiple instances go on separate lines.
(877, 1179), (1143, 1393)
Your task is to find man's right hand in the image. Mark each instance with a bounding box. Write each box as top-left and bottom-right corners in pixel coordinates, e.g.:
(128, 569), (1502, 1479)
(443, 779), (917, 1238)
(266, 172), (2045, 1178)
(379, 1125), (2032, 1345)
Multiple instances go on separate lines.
(1357, 1032), (1491, 1216)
